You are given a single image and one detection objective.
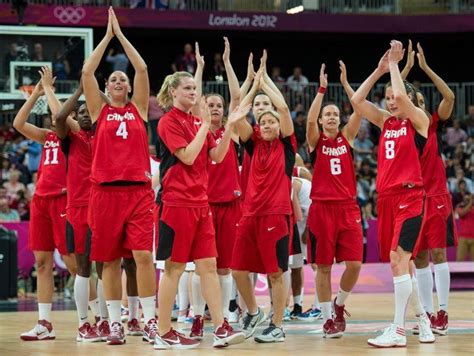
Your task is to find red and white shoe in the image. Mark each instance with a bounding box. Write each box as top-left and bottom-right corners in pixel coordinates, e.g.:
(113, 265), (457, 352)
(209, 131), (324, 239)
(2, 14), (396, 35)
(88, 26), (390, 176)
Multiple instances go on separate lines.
(189, 315), (204, 340)
(106, 321), (126, 345)
(96, 319), (110, 341)
(433, 310), (449, 336)
(412, 312), (435, 335)
(142, 318), (158, 344)
(213, 319), (245, 348)
(322, 319), (343, 339)
(127, 318), (142, 336)
(154, 328), (200, 350)
(333, 298), (350, 332)
(76, 322), (101, 342)
(20, 320), (56, 341)
(368, 324), (406, 348)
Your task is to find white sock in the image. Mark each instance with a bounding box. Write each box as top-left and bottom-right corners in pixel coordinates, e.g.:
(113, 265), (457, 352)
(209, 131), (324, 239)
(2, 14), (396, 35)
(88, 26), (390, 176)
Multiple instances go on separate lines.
(128, 296), (139, 321)
(434, 262), (450, 311)
(107, 300), (122, 324)
(335, 289), (350, 306)
(294, 294), (302, 306)
(219, 274), (232, 319)
(192, 274), (205, 316)
(89, 298), (100, 318)
(321, 302), (332, 322)
(74, 275), (90, 326)
(38, 303), (52, 322)
(393, 274), (412, 328)
(411, 276), (425, 316)
(97, 279), (108, 320)
(140, 295), (156, 324)
(416, 266), (434, 314)
(178, 272), (189, 317)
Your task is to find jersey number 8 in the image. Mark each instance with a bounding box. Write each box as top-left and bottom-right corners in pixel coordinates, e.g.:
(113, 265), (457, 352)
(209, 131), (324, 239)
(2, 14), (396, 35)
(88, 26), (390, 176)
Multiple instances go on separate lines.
(385, 140), (395, 159)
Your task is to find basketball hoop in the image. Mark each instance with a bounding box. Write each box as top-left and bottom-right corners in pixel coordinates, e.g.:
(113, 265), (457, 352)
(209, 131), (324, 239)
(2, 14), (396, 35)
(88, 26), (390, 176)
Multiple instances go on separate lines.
(19, 85), (35, 100)
(19, 85), (48, 115)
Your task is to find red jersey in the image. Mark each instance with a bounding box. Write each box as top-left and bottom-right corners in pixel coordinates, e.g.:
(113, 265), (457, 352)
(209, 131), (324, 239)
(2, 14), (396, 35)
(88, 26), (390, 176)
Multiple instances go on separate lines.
(310, 132), (356, 202)
(420, 112), (449, 196)
(239, 150), (251, 200)
(62, 129), (93, 208)
(242, 129), (296, 217)
(158, 106), (217, 207)
(377, 117), (426, 194)
(91, 103), (151, 185)
(208, 127), (241, 203)
(35, 131), (67, 197)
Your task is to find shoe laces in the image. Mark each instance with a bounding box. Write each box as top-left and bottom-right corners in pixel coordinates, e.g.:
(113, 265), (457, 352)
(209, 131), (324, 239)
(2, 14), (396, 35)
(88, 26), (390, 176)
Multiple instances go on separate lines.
(242, 312), (254, 329)
(110, 322), (122, 334)
(262, 323), (279, 335)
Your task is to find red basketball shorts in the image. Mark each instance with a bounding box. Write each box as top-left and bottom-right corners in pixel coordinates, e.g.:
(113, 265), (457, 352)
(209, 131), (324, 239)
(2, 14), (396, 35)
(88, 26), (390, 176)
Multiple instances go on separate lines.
(88, 185), (155, 262)
(29, 194), (68, 255)
(307, 200), (363, 265)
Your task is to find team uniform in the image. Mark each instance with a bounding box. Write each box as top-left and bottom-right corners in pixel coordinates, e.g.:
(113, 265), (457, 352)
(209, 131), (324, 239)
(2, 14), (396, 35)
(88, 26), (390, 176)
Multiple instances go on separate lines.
(307, 132), (363, 265)
(376, 117), (426, 262)
(88, 103), (154, 262)
(208, 127), (242, 269)
(156, 107), (217, 263)
(418, 112), (457, 250)
(29, 132), (68, 254)
(231, 128), (296, 274)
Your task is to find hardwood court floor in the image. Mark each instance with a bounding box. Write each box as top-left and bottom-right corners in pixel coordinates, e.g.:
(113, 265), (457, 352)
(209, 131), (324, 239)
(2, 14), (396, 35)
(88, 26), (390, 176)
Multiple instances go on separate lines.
(1, 292), (473, 355)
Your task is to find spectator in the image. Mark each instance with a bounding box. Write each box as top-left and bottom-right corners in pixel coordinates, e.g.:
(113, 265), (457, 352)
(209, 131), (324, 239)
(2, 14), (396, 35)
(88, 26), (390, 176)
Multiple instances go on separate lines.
(456, 193), (474, 261)
(171, 43), (196, 74)
(148, 89), (165, 148)
(353, 128), (374, 165)
(21, 139), (42, 173)
(449, 167), (473, 193)
(52, 49), (70, 80)
(293, 111), (306, 145)
(210, 52), (225, 81)
(1, 156), (11, 183)
(3, 42), (18, 77)
(106, 47), (130, 73)
(446, 119), (468, 154)
(31, 42), (47, 62)
(466, 105), (474, 136)
(27, 172), (37, 196)
(3, 169), (26, 204)
(340, 101), (352, 125)
(286, 66), (309, 106)
(291, 102), (304, 121)
(373, 91), (385, 110)
(0, 197), (20, 222)
(271, 66), (285, 90)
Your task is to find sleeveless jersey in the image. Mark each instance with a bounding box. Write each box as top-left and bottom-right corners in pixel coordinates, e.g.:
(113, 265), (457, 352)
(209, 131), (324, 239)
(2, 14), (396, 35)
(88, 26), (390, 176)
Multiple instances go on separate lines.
(310, 132), (356, 202)
(208, 127), (241, 203)
(36, 131), (67, 197)
(420, 112), (449, 196)
(377, 117), (425, 194)
(91, 103), (151, 185)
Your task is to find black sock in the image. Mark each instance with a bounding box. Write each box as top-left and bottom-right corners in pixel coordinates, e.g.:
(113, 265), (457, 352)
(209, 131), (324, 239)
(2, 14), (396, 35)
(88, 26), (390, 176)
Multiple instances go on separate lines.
(229, 299), (238, 312)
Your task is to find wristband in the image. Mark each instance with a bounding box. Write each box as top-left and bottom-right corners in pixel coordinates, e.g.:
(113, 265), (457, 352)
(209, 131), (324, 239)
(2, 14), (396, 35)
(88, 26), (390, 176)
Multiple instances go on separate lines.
(318, 86), (326, 94)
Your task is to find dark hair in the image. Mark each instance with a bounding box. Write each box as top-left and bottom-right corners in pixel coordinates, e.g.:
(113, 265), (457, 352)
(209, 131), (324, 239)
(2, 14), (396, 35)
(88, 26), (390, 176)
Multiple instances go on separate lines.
(385, 80), (419, 107)
(252, 91), (270, 106)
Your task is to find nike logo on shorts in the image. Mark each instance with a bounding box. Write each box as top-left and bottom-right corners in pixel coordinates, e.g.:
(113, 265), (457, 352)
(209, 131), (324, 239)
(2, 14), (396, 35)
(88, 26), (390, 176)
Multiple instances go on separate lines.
(267, 226), (276, 232)
(356, 219), (361, 223)
(399, 205), (408, 209)
(437, 205), (445, 209)
(60, 213), (67, 217)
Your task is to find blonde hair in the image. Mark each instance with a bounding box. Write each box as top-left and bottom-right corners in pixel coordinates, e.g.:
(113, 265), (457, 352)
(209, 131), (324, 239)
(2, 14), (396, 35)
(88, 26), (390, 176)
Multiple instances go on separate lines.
(257, 109), (280, 124)
(157, 71), (193, 109)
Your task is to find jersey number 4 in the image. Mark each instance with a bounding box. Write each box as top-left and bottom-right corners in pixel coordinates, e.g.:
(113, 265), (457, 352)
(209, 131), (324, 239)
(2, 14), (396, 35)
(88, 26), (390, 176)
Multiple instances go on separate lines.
(116, 122), (129, 139)
(44, 148), (59, 165)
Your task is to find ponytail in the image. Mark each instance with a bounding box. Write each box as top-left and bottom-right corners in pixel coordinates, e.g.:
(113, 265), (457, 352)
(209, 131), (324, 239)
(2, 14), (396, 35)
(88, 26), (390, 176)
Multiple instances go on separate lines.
(157, 71), (193, 109)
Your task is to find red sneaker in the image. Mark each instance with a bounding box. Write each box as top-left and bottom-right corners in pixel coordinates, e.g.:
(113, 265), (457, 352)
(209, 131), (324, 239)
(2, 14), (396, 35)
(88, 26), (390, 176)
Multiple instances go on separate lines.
(106, 321), (126, 345)
(323, 319), (343, 339)
(333, 298), (350, 332)
(433, 310), (448, 336)
(189, 315), (204, 340)
(127, 318), (142, 336)
(213, 319), (245, 348)
(154, 328), (200, 350)
(142, 318), (158, 344)
(76, 322), (101, 342)
(96, 319), (110, 341)
(20, 320), (56, 341)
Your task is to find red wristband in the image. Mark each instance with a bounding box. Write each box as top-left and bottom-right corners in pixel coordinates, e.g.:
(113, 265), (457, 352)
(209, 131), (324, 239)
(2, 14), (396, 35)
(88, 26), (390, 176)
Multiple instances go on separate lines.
(318, 86), (326, 94)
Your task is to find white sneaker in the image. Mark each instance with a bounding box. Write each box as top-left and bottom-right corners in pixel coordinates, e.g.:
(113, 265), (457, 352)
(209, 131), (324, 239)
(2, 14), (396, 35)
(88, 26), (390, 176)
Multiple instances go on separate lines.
(228, 309), (240, 324)
(367, 324), (406, 348)
(20, 320), (56, 341)
(417, 314), (436, 343)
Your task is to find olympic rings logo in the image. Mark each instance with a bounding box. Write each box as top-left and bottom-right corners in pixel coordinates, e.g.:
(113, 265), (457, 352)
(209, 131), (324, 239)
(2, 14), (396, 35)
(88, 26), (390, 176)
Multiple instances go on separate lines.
(53, 6), (86, 24)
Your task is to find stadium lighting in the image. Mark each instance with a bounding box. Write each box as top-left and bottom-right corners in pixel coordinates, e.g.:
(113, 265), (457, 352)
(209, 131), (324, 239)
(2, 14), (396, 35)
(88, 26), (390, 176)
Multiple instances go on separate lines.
(287, 5), (304, 14)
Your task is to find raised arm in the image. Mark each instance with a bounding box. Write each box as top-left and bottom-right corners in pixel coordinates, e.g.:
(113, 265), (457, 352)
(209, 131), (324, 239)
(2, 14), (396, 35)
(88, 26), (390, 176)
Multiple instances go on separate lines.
(306, 64), (327, 152)
(417, 42), (455, 120)
(351, 50), (391, 129)
(340, 61), (363, 144)
(388, 40), (429, 136)
(13, 81), (49, 144)
(222, 37), (240, 113)
(339, 60), (354, 99)
(400, 39), (415, 80)
(82, 8), (114, 122)
(55, 82), (82, 139)
(261, 50), (286, 103)
(191, 42), (204, 117)
(110, 8), (149, 119)
(239, 53), (255, 99)
(40, 66), (61, 118)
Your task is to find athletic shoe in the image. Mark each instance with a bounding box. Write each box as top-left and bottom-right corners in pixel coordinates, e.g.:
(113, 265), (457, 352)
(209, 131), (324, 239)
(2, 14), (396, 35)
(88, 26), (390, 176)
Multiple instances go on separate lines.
(213, 319), (245, 348)
(171, 304), (179, 321)
(433, 310), (448, 335)
(254, 323), (285, 343)
(412, 312), (435, 335)
(322, 319), (343, 338)
(126, 318), (142, 336)
(154, 328), (200, 350)
(416, 313), (436, 343)
(20, 320), (56, 341)
(106, 321), (126, 345)
(333, 298), (350, 332)
(142, 318), (158, 344)
(282, 308), (291, 322)
(228, 307), (241, 324)
(76, 322), (101, 342)
(297, 307), (322, 321)
(189, 315), (204, 340)
(120, 306), (129, 322)
(96, 319), (110, 341)
(367, 324), (406, 348)
(240, 307), (266, 339)
(204, 308), (212, 321)
(290, 304), (303, 320)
